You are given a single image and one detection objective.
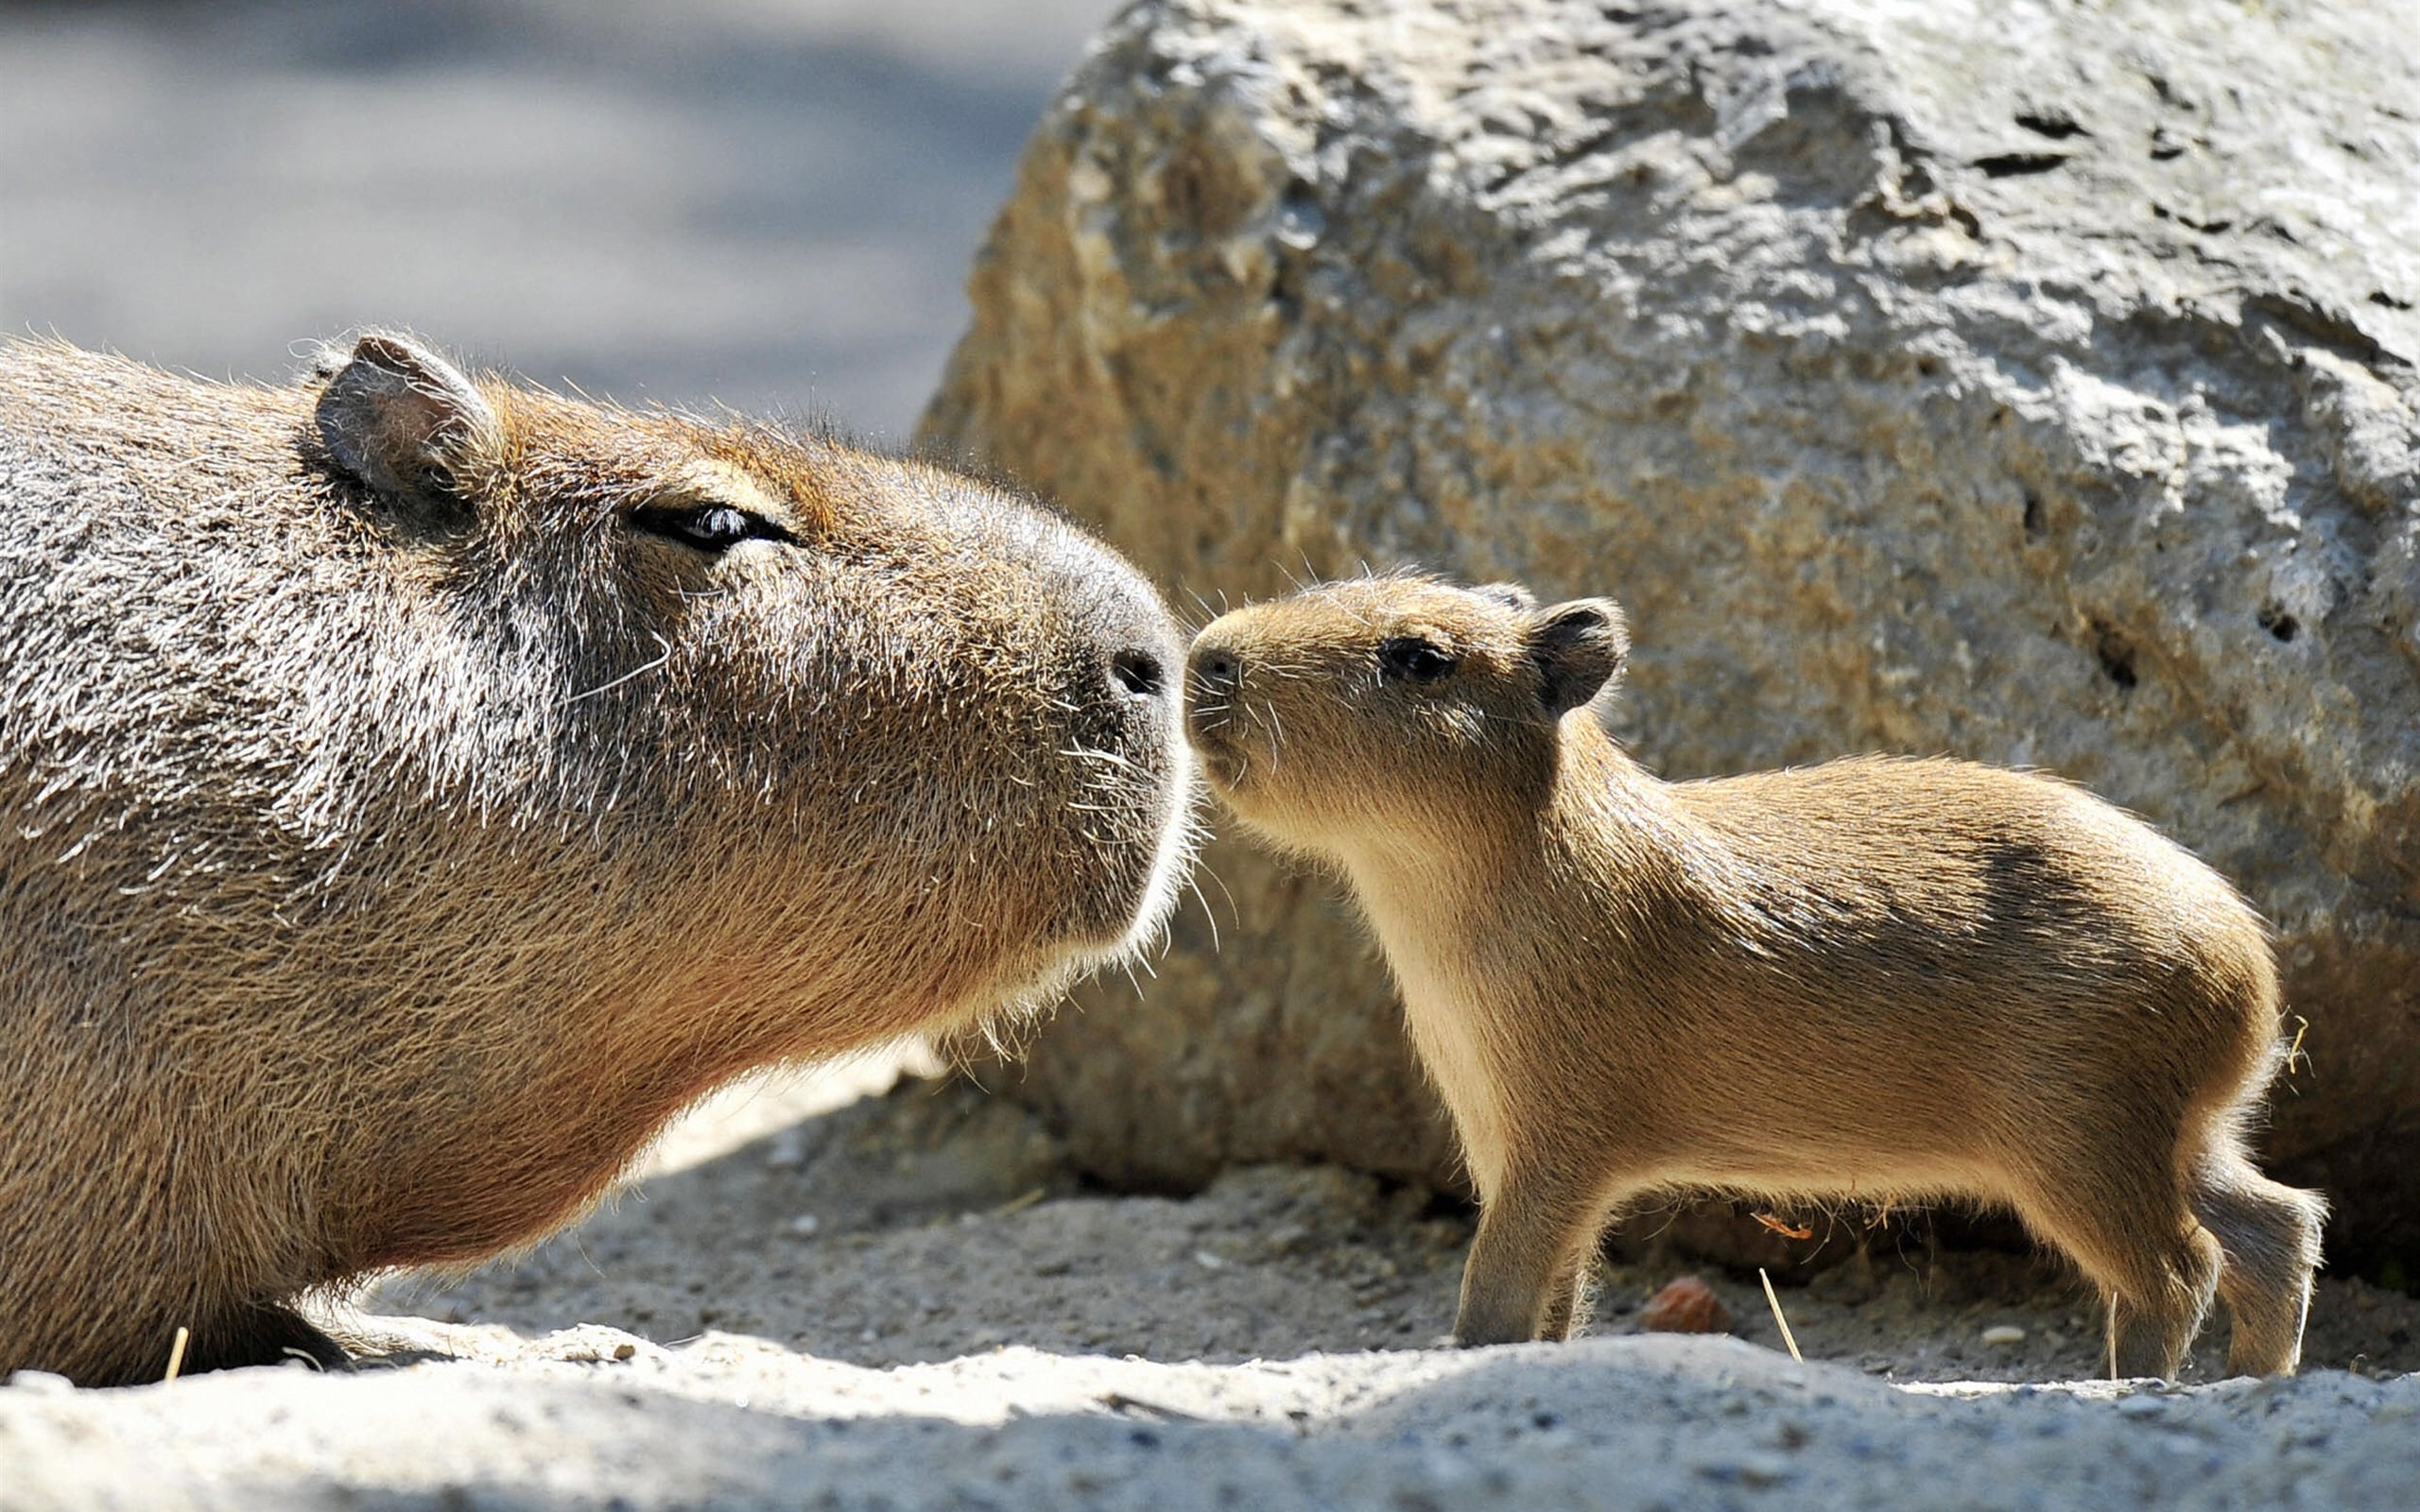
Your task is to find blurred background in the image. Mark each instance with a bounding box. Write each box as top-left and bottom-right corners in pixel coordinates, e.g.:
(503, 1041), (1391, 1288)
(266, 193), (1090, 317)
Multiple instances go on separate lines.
(0, 0), (1120, 444)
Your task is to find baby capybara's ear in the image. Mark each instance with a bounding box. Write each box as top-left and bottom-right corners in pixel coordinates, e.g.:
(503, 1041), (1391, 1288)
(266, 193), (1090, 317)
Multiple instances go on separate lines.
(1527, 597), (1629, 716)
(1472, 581), (1539, 612)
(313, 332), (502, 512)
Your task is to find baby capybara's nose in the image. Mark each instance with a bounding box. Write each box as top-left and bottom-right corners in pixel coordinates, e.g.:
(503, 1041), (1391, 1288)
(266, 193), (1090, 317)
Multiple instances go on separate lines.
(1187, 642), (1242, 704)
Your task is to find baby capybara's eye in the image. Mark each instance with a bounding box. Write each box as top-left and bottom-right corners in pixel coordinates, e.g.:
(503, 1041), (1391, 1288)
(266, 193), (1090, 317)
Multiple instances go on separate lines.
(1377, 636), (1456, 684)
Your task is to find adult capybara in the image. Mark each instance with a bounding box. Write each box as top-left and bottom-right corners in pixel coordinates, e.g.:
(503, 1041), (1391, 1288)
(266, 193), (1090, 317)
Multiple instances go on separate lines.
(1186, 575), (2323, 1380)
(0, 333), (1195, 1385)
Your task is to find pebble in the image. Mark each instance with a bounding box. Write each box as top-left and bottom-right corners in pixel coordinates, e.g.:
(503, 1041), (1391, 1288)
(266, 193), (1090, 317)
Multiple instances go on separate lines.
(1262, 1223), (1313, 1257)
(1980, 1325), (2028, 1347)
(787, 1213), (821, 1237)
(1640, 1276), (1734, 1335)
(1696, 1452), (1795, 1487)
(1738, 1452), (1795, 1487)
(7, 1370), (74, 1395)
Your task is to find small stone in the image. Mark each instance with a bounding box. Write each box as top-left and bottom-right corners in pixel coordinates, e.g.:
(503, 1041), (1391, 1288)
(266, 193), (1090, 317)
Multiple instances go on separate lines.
(1696, 1452), (1794, 1487)
(612, 1342), (637, 1361)
(7, 1370), (74, 1395)
(1263, 1223), (1313, 1257)
(1981, 1325), (2028, 1347)
(1193, 1249), (1227, 1270)
(1639, 1276), (1734, 1335)
(1275, 199), (1326, 249)
(786, 1213), (821, 1237)
(1737, 1452), (1794, 1487)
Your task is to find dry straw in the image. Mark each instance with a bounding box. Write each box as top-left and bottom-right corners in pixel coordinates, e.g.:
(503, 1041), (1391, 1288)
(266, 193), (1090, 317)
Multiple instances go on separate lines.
(1759, 1269), (1803, 1364)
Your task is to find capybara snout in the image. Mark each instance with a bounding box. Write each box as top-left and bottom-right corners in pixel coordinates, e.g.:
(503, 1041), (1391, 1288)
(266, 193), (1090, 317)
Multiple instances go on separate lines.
(800, 450), (1195, 964)
(0, 332), (1193, 1384)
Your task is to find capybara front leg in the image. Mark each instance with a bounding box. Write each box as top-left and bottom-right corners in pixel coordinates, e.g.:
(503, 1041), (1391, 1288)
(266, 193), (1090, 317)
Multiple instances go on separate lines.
(177, 1303), (352, 1378)
(1536, 1249), (1599, 1341)
(1454, 1176), (1597, 1347)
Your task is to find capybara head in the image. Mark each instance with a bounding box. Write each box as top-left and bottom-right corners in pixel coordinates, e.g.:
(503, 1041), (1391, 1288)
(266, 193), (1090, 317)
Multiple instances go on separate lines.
(297, 332), (1195, 1022)
(0, 332), (1198, 1382)
(1184, 576), (1625, 850)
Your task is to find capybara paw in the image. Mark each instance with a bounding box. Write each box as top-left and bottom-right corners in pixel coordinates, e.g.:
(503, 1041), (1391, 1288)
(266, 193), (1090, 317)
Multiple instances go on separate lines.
(1450, 1310), (1539, 1348)
(179, 1307), (354, 1377)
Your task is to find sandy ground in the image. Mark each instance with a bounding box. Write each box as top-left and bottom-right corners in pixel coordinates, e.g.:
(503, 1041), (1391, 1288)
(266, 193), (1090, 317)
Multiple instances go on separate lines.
(8, 1066), (2416, 1511)
(364, 1068), (2420, 1387)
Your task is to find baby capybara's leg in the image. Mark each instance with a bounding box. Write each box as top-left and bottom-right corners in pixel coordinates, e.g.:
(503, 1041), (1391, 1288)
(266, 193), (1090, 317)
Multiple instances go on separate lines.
(2011, 1157), (2221, 1381)
(1454, 1168), (1613, 1346)
(2188, 1144), (2325, 1376)
(1536, 1246), (1605, 1342)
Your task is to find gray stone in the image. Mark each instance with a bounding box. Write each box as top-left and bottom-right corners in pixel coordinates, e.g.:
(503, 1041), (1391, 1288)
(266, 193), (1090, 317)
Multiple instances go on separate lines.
(923, 0), (2420, 1263)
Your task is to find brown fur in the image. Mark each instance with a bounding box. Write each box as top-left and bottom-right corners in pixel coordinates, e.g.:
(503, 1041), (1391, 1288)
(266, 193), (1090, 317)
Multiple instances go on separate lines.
(1186, 575), (2324, 1379)
(0, 334), (1195, 1385)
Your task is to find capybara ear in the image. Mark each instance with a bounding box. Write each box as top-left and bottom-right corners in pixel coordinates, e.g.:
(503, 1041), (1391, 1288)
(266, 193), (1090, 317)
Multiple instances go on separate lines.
(1472, 581), (1539, 612)
(1528, 597), (1629, 716)
(313, 332), (501, 510)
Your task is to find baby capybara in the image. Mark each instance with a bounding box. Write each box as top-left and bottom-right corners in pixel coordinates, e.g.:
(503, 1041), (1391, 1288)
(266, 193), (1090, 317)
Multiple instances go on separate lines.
(1187, 575), (2320, 1379)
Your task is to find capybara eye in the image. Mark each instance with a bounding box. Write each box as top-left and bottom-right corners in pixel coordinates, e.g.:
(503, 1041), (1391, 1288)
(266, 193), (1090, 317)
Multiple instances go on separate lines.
(631, 502), (791, 553)
(1378, 636), (1456, 684)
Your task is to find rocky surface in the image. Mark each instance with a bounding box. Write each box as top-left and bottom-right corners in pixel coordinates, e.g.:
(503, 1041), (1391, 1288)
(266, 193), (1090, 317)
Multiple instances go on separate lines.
(921, 0), (2420, 1265)
(7, 1074), (2419, 1511)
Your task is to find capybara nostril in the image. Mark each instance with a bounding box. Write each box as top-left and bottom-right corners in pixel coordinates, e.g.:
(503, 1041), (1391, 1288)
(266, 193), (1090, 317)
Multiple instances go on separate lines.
(1112, 647), (1165, 698)
(1188, 644), (1241, 699)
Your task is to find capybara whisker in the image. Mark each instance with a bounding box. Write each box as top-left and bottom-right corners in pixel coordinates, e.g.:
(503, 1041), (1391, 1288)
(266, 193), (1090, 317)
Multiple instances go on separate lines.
(560, 632), (673, 706)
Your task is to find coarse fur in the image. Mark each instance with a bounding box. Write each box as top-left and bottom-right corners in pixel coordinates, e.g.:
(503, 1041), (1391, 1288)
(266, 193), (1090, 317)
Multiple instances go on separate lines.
(1186, 574), (2324, 1380)
(0, 334), (1196, 1386)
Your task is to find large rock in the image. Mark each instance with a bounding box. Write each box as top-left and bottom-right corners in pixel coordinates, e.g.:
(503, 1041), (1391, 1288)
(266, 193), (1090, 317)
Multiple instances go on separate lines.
(923, 0), (2420, 1265)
